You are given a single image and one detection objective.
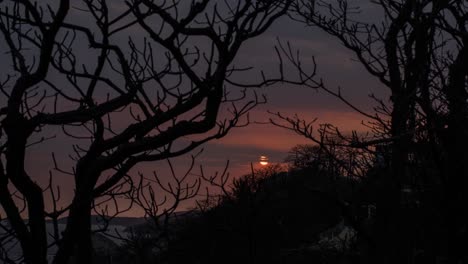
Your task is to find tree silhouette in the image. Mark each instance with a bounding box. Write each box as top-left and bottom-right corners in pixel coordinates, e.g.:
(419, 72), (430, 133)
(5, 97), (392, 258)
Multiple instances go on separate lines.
(0, 1), (304, 263)
(164, 159), (355, 264)
(274, 0), (468, 263)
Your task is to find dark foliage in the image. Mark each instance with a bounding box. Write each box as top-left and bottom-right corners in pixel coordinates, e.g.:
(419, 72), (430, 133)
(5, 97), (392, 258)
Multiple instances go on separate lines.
(269, 1), (468, 263)
(163, 164), (355, 264)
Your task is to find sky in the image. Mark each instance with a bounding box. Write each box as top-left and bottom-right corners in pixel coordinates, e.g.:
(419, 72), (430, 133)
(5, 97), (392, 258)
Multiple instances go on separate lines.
(199, 13), (386, 176)
(1, 1), (389, 216)
(128, 7), (387, 213)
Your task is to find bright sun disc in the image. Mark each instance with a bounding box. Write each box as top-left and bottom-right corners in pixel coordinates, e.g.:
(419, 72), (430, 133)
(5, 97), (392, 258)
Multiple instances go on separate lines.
(259, 156), (269, 166)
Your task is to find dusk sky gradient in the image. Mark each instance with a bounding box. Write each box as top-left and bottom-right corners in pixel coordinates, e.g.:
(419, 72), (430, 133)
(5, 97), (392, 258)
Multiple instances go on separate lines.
(2, 1), (389, 215)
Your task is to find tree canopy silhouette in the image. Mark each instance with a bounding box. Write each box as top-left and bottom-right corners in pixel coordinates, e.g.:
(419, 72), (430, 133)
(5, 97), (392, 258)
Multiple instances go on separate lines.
(273, 0), (468, 263)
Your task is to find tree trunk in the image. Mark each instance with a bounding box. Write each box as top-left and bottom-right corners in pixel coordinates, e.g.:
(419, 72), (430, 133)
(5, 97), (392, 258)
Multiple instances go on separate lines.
(53, 192), (93, 264)
(377, 78), (412, 263)
(445, 46), (468, 264)
(2, 114), (48, 264)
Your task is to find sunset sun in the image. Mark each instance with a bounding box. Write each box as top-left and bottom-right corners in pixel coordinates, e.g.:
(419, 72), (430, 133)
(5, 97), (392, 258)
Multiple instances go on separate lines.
(259, 155), (269, 166)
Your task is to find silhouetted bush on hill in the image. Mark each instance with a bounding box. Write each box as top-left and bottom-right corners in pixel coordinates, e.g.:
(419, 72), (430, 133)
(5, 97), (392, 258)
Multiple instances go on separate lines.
(162, 165), (355, 264)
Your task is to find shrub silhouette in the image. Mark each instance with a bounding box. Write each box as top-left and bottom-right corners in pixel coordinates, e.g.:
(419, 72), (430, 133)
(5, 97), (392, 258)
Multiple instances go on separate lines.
(164, 165), (347, 264)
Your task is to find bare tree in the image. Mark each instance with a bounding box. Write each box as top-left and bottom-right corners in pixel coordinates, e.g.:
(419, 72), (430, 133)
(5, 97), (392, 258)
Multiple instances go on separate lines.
(270, 0), (468, 263)
(0, 0), (308, 263)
